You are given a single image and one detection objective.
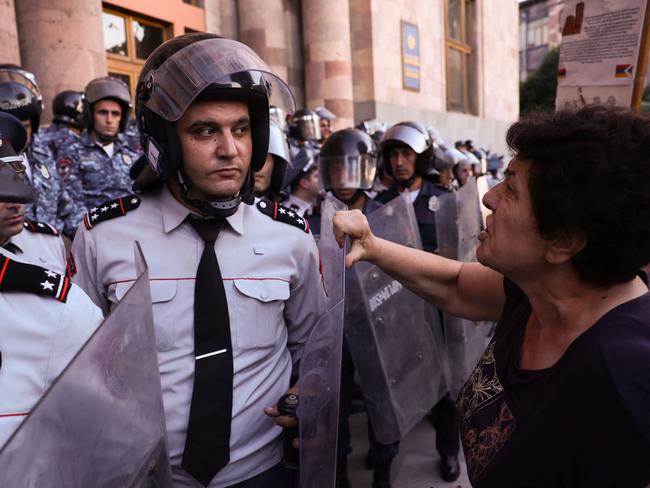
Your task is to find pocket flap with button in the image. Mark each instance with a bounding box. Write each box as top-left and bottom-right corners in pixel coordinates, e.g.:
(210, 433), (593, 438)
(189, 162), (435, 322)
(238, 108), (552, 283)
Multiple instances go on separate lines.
(114, 280), (178, 302)
(148, 280), (178, 302)
(233, 279), (289, 302)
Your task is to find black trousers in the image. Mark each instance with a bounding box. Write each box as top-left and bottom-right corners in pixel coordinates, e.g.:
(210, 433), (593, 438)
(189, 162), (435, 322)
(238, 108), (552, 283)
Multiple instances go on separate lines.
(227, 463), (293, 488)
(337, 338), (400, 463)
(430, 393), (460, 457)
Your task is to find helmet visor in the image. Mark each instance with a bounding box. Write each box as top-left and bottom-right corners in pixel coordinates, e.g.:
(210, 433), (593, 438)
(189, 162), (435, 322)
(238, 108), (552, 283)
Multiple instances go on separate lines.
(0, 163), (34, 203)
(0, 70), (41, 99)
(320, 155), (377, 191)
(294, 114), (321, 141)
(143, 38), (295, 122)
(380, 124), (429, 154)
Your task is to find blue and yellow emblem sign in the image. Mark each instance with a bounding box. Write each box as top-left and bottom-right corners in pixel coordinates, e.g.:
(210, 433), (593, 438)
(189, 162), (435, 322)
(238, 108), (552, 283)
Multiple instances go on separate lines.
(401, 21), (420, 92)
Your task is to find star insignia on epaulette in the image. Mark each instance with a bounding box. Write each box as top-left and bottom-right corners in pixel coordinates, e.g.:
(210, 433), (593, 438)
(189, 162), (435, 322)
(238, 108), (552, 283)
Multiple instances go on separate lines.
(256, 199), (310, 233)
(0, 255), (71, 302)
(83, 195), (141, 230)
(23, 219), (60, 236)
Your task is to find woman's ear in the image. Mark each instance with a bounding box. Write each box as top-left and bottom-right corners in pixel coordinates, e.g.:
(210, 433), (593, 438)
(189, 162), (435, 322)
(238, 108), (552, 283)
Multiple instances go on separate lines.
(544, 231), (587, 265)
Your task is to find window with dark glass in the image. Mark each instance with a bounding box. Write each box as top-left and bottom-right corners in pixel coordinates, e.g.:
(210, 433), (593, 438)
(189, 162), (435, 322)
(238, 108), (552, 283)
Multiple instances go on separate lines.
(133, 20), (165, 60)
(445, 0), (475, 114)
(103, 8), (168, 101)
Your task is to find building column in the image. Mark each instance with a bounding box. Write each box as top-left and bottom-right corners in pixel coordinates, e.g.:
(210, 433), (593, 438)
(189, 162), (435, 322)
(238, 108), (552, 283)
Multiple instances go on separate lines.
(204, 0), (239, 40)
(0, 0), (20, 65)
(238, 0), (306, 107)
(239, 0), (290, 85)
(14, 0), (107, 124)
(301, 0), (354, 129)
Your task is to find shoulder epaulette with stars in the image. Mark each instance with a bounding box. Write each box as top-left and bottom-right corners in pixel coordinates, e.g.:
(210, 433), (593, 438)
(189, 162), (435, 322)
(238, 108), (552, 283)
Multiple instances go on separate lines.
(23, 218), (59, 236)
(0, 255), (71, 302)
(83, 195), (141, 230)
(256, 199), (310, 233)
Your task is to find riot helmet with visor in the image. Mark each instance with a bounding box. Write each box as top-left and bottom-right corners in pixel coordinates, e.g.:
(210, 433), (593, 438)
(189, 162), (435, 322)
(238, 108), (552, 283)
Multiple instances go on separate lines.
(289, 109), (321, 142)
(135, 33), (295, 218)
(0, 69), (44, 134)
(379, 121), (433, 184)
(83, 77), (132, 133)
(265, 118), (291, 199)
(0, 112), (35, 203)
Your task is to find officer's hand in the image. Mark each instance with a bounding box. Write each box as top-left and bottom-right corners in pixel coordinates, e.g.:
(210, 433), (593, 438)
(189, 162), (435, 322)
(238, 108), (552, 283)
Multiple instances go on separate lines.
(333, 209), (378, 268)
(264, 386), (299, 429)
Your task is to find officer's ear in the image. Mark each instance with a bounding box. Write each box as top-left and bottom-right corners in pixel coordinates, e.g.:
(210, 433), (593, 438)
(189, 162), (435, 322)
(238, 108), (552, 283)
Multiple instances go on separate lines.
(298, 175), (309, 191)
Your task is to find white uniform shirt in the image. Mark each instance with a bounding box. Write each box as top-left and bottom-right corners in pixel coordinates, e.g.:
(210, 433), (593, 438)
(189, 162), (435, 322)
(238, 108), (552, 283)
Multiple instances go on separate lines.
(0, 249), (103, 448)
(4, 223), (67, 274)
(71, 185), (327, 487)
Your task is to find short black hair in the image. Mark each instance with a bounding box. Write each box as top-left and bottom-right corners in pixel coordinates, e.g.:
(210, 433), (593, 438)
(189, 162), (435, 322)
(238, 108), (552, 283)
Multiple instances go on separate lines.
(506, 105), (650, 286)
(289, 165), (317, 193)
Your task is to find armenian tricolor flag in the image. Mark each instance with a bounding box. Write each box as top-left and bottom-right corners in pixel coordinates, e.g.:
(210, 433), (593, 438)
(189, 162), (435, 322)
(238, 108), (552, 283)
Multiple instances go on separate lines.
(615, 64), (633, 78)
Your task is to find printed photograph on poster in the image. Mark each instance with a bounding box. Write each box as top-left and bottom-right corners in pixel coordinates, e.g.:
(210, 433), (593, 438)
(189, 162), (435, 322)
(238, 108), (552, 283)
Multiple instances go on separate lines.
(557, 0), (648, 86)
(556, 84), (634, 110)
(401, 21), (420, 92)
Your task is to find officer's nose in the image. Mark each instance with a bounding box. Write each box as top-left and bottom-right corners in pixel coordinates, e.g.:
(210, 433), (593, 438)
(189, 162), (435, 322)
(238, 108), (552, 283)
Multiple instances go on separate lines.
(217, 132), (238, 159)
(397, 152), (406, 167)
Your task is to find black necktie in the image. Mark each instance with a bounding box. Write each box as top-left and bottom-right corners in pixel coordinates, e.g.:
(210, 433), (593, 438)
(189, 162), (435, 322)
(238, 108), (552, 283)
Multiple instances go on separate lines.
(182, 217), (233, 487)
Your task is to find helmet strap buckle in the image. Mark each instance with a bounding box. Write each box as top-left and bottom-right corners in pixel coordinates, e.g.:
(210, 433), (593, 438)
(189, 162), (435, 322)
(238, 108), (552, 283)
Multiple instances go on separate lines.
(146, 137), (164, 177)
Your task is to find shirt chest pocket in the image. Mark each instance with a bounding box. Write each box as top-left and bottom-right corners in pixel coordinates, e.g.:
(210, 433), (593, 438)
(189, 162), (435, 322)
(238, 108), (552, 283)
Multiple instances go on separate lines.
(231, 279), (290, 349)
(112, 280), (179, 351)
(79, 158), (103, 186)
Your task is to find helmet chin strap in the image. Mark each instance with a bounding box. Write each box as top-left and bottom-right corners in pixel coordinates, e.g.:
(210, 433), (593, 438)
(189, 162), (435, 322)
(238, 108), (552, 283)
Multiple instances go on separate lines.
(94, 131), (118, 144)
(395, 175), (417, 190)
(335, 189), (365, 207)
(175, 168), (244, 219)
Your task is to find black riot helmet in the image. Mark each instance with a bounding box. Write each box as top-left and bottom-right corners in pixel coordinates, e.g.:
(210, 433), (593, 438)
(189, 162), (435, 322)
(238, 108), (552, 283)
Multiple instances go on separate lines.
(379, 121), (433, 182)
(83, 77), (132, 133)
(135, 33), (295, 218)
(289, 109), (321, 142)
(0, 112), (35, 203)
(0, 68), (44, 134)
(319, 128), (377, 192)
(52, 90), (85, 128)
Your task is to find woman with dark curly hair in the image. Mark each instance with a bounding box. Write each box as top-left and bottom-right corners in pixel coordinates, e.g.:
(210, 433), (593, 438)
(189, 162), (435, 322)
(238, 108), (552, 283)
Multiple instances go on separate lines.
(334, 105), (650, 487)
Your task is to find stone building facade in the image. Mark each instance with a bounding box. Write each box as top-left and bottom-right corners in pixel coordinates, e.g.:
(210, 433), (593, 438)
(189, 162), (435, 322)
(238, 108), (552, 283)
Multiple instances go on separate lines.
(1, 0), (520, 152)
(519, 0), (564, 81)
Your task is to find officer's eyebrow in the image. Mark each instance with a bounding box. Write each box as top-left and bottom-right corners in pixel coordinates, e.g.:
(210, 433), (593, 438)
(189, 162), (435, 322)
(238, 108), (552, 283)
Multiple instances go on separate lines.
(186, 116), (251, 130)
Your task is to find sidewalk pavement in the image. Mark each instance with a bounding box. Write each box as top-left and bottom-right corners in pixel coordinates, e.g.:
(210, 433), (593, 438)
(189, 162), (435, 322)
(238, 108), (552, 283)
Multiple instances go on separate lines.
(347, 412), (472, 488)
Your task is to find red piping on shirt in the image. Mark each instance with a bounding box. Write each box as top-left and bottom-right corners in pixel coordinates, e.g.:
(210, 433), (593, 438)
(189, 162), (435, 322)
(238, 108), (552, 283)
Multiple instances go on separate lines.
(0, 412), (29, 418)
(0, 257), (9, 285)
(105, 276), (290, 287)
(58, 277), (70, 302)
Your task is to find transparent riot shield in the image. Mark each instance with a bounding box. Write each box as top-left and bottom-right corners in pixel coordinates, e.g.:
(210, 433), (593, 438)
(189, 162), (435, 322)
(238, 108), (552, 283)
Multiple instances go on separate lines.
(298, 195), (347, 488)
(435, 178), (493, 398)
(345, 194), (447, 445)
(0, 243), (172, 488)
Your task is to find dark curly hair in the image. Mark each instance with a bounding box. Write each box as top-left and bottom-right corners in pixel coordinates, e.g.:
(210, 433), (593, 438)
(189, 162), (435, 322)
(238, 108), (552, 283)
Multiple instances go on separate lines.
(506, 105), (650, 286)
